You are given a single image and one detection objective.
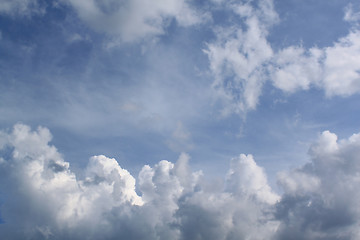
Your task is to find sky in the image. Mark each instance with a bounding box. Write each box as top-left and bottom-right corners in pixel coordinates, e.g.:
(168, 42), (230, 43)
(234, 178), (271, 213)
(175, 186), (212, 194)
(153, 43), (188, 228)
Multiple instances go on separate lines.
(0, 0), (360, 239)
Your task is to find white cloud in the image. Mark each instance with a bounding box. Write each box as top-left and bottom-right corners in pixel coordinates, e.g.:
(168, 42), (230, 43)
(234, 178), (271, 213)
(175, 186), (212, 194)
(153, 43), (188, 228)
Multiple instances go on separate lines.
(268, 4), (360, 97)
(226, 154), (279, 204)
(206, 1), (360, 116)
(270, 30), (360, 97)
(322, 31), (360, 96)
(205, 1), (276, 115)
(0, 124), (143, 238)
(65, 0), (208, 42)
(270, 46), (323, 93)
(0, 124), (279, 239)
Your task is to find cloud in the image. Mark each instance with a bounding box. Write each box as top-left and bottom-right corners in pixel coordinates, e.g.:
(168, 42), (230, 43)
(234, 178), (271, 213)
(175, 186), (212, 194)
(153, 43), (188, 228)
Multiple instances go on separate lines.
(204, 0), (278, 115)
(226, 154), (279, 204)
(344, 3), (360, 23)
(269, 46), (323, 93)
(275, 130), (360, 240)
(270, 29), (360, 97)
(65, 0), (208, 42)
(0, 0), (45, 16)
(206, 1), (360, 116)
(322, 30), (360, 96)
(0, 124), (279, 239)
(2, 124), (360, 239)
(0, 124), (142, 238)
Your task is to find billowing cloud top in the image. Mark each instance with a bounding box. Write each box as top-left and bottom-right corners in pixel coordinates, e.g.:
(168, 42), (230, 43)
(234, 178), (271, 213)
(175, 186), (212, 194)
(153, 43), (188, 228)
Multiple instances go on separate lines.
(1, 124), (360, 239)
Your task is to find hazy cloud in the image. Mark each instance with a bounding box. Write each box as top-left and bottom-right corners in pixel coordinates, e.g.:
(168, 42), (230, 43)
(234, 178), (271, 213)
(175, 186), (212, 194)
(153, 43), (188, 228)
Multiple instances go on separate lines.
(65, 0), (208, 42)
(0, 0), (45, 16)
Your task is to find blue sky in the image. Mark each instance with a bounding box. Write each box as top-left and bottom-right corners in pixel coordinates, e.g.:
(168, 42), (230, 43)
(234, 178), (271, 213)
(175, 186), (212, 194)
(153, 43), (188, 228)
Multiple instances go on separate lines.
(1, 0), (360, 239)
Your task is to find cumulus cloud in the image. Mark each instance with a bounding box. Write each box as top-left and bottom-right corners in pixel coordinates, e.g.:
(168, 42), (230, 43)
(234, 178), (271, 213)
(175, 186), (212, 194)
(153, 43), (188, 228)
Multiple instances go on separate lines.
(0, 124), (281, 239)
(275, 130), (360, 240)
(0, 124), (143, 239)
(1, 124), (360, 239)
(65, 0), (208, 42)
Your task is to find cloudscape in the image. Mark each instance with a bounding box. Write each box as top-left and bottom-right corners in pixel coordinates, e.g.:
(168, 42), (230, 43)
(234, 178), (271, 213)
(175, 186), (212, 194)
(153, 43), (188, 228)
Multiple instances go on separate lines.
(1, 0), (360, 239)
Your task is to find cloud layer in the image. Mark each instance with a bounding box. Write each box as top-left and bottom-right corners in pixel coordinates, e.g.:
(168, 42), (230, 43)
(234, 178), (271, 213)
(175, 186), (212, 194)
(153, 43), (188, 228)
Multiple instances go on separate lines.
(1, 124), (360, 239)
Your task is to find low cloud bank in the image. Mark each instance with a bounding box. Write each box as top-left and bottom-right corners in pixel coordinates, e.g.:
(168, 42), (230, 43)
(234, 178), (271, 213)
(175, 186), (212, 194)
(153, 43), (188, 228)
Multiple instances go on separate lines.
(1, 124), (360, 239)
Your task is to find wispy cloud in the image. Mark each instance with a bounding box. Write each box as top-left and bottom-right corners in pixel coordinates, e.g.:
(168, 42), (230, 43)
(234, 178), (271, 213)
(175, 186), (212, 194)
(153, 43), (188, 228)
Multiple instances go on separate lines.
(64, 0), (208, 43)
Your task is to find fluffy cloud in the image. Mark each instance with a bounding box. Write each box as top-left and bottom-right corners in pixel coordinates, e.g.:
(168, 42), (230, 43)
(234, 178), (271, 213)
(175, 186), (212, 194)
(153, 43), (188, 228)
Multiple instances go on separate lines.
(270, 29), (360, 97)
(1, 124), (360, 239)
(322, 30), (360, 96)
(205, 0), (278, 115)
(269, 46), (323, 93)
(206, 1), (360, 116)
(273, 3), (360, 97)
(64, 0), (208, 42)
(0, 124), (280, 239)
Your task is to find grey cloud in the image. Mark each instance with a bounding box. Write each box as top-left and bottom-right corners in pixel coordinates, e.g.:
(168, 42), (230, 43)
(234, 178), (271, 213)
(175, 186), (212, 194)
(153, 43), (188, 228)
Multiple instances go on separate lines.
(275, 131), (360, 240)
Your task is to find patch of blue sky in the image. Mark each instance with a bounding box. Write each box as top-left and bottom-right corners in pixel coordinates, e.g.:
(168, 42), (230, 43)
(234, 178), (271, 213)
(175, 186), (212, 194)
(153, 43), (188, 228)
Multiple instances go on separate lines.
(269, 0), (356, 49)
